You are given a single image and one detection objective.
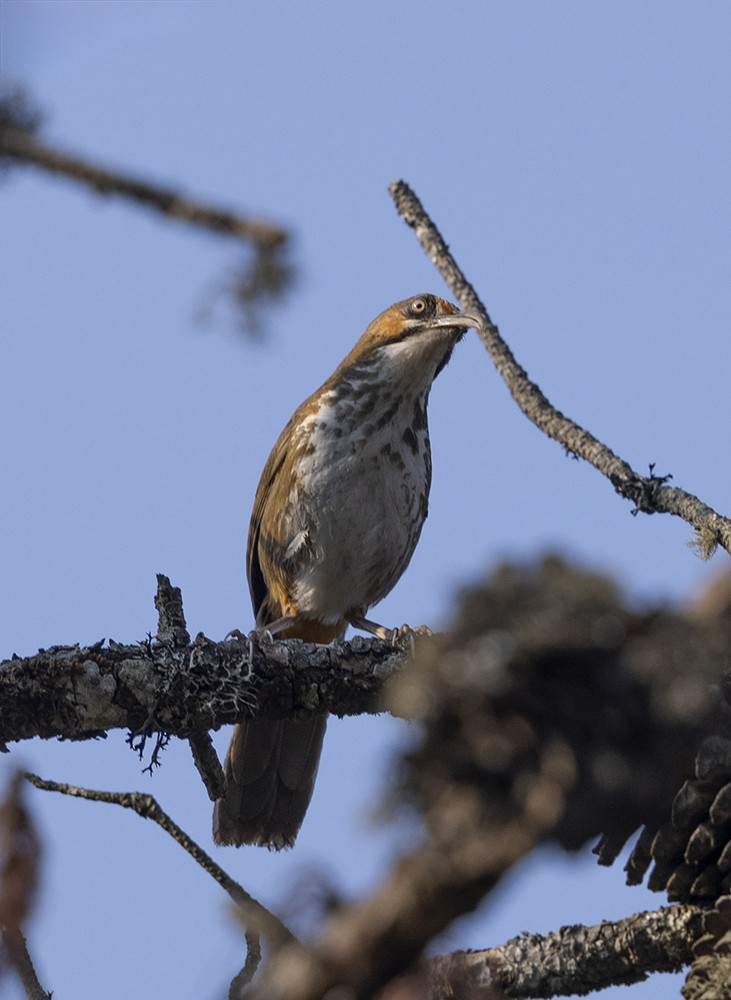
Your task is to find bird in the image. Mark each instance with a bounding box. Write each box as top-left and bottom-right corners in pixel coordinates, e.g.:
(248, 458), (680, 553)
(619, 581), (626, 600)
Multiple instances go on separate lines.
(213, 293), (480, 849)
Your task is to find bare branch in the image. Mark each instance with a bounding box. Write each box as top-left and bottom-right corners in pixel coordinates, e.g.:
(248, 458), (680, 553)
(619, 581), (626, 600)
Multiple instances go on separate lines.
(24, 773), (293, 949)
(389, 179), (731, 560)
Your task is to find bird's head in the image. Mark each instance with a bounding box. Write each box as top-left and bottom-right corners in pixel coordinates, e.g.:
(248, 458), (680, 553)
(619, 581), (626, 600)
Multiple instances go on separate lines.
(337, 294), (482, 384)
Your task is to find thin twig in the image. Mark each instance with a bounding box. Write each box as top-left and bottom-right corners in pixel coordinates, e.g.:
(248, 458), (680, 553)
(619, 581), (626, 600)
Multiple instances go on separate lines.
(189, 730), (226, 801)
(389, 179), (731, 559)
(24, 773), (294, 949)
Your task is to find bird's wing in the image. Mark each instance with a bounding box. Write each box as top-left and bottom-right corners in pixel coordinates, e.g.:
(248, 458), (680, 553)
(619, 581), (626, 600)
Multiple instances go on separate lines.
(246, 411), (309, 627)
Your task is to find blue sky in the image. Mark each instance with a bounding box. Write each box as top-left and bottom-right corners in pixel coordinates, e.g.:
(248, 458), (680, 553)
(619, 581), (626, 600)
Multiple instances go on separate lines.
(2, 3), (730, 997)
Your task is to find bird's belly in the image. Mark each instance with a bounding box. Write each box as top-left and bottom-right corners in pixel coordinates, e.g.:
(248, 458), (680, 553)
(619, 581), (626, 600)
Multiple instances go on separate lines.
(289, 440), (429, 622)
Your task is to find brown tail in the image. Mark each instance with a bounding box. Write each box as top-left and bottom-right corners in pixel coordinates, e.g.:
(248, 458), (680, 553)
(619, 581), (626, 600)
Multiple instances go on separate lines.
(214, 617), (343, 848)
(213, 716), (328, 849)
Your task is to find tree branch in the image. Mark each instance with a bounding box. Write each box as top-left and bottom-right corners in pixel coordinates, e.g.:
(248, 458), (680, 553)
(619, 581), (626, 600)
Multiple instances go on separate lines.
(389, 179), (731, 560)
(249, 556), (731, 999)
(437, 904), (704, 998)
(154, 573), (190, 647)
(0, 122), (287, 249)
(0, 929), (52, 1000)
(684, 894), (731, 1000)
(0, 87), (294, 334)
(0, 574), (405, 747)
(24, 774), (294, 949)
(0, 770), (49, 999)
(0, 627), (405, 747)
(9, 561), (728, 997)
(188, 729), (226, 801)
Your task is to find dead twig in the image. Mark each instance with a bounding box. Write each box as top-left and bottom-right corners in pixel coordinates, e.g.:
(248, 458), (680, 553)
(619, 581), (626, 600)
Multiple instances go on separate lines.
(389, 179), (731, 560)
(24, 773), (294, 951)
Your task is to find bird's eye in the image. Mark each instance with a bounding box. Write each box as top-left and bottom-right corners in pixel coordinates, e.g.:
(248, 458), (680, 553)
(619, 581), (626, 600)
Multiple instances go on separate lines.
(409, 298), (427, 315)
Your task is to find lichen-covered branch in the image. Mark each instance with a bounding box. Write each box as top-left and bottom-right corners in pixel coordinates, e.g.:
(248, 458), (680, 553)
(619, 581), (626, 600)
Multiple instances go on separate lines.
(0, 576), (405, 748)
(389, 179), (731, 560)
(0, 628), (405, 748)
(441, 904), (704, 998)
(8, 564), (730, 997)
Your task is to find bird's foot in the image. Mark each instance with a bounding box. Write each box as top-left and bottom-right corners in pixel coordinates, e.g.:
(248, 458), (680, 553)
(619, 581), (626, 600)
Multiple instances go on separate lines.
(224, 629), (256, 671)
(349, 616), (433, 646)
(225, 629), (248, 641)
(382, 623), (433, 647)
(226, 616), (297, 643)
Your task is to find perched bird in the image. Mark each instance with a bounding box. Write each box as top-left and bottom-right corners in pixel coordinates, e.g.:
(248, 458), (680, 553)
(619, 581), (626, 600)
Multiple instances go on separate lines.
(213, 293), (480, 849)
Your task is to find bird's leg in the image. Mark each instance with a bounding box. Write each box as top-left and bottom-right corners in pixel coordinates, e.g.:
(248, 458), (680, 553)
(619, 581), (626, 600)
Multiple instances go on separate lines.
(225, 616), (297, 642)
(258, 616), (298, 638)
(348, 615), (433, 645)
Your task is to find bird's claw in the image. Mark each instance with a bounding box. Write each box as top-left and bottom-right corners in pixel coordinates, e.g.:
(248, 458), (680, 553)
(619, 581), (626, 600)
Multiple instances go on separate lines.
(225, 628), (248, 642)
(225, 628), (257, 666)
(381, 623), (433, 646)
(347, 615), (432, 646)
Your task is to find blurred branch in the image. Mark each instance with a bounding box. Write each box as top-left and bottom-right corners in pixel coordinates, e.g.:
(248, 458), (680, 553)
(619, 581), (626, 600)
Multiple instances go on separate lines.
(249, 556), (731, 1000)
(0, 114), (287, 248)
(0, 86), (294, 333)
(0, 88), (43, 143)
(407, 557), (731, 906)
(0, 771), (49, 1000)
(24, 773), (294, 952)
(255, 739), (573, 1000)
(390, 179), (731, 561)
(0, 931), (51, 1000)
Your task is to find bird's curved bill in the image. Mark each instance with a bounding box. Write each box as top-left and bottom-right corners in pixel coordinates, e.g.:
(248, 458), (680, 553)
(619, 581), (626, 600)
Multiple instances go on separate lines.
(432, 310), (483, 331)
